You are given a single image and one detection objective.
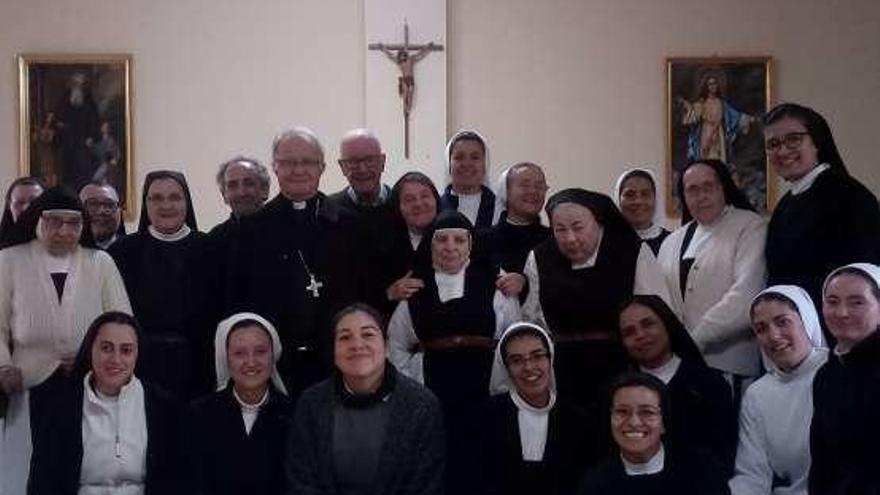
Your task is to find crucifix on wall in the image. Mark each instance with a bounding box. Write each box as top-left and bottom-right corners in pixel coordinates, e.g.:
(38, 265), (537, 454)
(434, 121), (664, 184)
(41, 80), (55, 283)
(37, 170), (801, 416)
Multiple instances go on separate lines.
(369, 22), (443, 158)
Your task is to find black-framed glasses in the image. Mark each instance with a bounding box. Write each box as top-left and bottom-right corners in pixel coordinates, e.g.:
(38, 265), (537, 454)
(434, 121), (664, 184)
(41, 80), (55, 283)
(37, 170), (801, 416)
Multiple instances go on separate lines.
(765, 132), (810, 152)
(83, 199), (119, 212)
(339, 155), (384, 169)
(506, 350), (550, 368)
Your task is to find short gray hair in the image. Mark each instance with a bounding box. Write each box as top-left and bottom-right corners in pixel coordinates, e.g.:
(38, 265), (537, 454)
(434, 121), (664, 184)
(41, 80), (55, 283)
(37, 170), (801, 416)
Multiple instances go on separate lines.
(216, 156), (270, 193)
(271, 126), (325, 164)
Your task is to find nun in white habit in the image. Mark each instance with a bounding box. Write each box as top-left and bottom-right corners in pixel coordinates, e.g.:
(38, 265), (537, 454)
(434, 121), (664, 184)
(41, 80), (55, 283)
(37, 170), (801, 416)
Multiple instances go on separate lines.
(185, 312), (293, 495)
(730, 285), (827, 495)
(439, 129), (501, 229)
(475, 322), (604, 495)
(612, 168), (670, 255)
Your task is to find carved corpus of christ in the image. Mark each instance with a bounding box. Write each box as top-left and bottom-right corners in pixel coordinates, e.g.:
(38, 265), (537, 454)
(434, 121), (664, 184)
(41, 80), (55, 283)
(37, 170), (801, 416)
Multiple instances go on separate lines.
(369, 22), (443, 158)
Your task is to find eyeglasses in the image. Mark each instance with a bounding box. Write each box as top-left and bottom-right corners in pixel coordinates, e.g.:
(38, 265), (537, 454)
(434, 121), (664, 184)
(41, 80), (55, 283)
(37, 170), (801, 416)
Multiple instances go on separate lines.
(41, 213), (83, 230)
(274, 157), (323, 169)
(506, 350), (550, 368)
(339, 155), (384, 169)
(611, 406), (662, 424)
(83, 199), (119, 212)
(765, 132), (810, 152)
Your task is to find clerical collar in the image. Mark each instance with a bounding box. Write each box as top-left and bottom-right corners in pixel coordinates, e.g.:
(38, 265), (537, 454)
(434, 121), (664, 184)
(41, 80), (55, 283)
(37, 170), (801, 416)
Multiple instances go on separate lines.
(435, 263), (469, 302)
(233, 387), (269, 412)
(789, 163), (830, 195)
(571, 228), (603, 270)
(147, 224), (191, 242)
(292, 200), (308, 210)
(622, 444), (665, 476)
(346, 184), (389, 207)
(640, 353), (681, 385)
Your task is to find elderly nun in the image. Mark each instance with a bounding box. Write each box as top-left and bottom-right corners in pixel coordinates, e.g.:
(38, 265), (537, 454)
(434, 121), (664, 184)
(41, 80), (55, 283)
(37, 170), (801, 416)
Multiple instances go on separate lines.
(521, 188), (670, 408)
(729, 285), (827, 495)
(476, 321), (603, 495)
(186, 312), (292, 495)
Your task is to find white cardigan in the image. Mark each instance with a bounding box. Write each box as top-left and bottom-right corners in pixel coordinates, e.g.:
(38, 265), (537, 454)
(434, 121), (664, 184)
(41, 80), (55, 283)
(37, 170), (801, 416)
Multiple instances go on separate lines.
(0, 241), (132, 388)
(657, 207), (766, 376)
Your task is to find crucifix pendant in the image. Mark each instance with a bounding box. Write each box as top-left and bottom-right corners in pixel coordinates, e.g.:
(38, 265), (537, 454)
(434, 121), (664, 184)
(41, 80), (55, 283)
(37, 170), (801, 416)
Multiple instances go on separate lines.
(306, 274), (323, 298)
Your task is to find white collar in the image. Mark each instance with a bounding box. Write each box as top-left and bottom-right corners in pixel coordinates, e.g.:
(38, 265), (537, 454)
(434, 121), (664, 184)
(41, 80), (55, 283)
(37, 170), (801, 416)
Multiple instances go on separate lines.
(84, 372), (141, 408)
(789, 163), (830, 195)
(636, 223), (664, 241)
(147, 224), (191, 242)
(509, 388), (556, 414)
(233, 387), (269, 413)
(408, 230), (423, 251)
(95, 233), (120, 250)
(435, 265), (468, 302)
(571, 228), (603, 269)
(40, 246), (73, 273)
(640, 353), (681, 385)
(346, 184), (388, 206)
(622, 444), (665, 476)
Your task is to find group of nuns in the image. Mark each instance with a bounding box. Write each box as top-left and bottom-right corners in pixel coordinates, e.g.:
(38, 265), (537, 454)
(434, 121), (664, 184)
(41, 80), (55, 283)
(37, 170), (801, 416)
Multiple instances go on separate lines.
(0, 101), (879, 495)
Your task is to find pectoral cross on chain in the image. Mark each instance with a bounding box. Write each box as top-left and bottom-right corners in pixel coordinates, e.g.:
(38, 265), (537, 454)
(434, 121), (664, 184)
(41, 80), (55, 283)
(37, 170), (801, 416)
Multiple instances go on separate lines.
(298, 251), (323, 298)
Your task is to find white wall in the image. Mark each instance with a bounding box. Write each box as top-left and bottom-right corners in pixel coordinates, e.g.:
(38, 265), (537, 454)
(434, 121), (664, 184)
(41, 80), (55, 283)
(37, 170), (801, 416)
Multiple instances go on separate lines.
(1, 0), (878, 228)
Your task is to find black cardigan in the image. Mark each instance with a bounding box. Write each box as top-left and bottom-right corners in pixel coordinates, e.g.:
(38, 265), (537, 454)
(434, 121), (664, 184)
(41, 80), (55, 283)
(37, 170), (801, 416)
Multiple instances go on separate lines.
(27, 379), (181, 495)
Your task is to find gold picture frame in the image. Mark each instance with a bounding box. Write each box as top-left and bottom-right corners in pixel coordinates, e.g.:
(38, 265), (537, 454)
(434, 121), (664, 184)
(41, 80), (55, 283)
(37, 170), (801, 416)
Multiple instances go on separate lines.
(17, 53), (134, 219)
(666, 56), (774, 217)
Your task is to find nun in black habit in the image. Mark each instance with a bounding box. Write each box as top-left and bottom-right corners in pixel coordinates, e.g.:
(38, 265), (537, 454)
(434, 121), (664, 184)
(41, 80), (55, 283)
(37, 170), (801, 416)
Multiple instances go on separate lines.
(186, 312), (292, 495)
(521, 188), (669, 409)
(578, 372), (731, 495)
(109, 170), (212, 401)
(617, 295), (737, 476)
(475, 322), (605, 495)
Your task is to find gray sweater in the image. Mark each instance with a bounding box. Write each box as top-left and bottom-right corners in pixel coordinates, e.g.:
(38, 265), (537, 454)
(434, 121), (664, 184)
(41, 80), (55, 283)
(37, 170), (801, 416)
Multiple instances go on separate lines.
(286, 367), (446, 495)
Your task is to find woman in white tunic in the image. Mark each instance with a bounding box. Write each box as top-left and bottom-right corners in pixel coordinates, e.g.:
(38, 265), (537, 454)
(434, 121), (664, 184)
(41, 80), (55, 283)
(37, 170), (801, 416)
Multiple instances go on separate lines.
(0, 186), (131, 495)
(729, 285), (827, 495)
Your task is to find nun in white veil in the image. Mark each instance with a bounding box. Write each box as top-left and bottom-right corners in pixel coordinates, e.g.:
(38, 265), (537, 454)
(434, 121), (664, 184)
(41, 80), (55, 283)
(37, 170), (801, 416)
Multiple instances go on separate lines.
(730, 285), (827, 495)
(476, 321), (604, 495)
(613, 167), (670, 255)
(439, 129), (501, 229)
(185, 312), (292, 495)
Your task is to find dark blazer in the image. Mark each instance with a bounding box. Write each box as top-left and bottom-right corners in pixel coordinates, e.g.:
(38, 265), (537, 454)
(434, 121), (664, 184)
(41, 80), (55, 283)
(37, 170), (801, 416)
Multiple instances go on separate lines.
(28, 379), (181, 495)
(475, 393), (605, 495)
(186, 386), (292, 495)
(286, 367), (446, 495)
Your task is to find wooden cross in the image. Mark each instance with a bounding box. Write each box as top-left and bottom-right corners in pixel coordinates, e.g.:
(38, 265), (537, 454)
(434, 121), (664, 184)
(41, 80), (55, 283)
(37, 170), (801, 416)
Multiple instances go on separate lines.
(369, 22), (443, 158)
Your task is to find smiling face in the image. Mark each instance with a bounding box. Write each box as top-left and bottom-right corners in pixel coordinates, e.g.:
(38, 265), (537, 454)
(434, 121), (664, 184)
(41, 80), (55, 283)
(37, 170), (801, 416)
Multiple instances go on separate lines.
(449, 139), (486, 194)
(751, 299), (812, 372)
(611, 385), (665, 463)
(223, 161), (268, 217)
(551, 203), (601, 265)
(339, 135), (385, 197)
(682, 163), (726, 225)
(146, 178), (187, 234)
(503, 333), (551, 407)
(432, 227), (471, 273)
(91, 322), (138, 396)
(823, 273), (880, 350)
(619, 175), (656, 230)
(398, 181), (437, 232)
(333, 310), (386, 392)
(81, 184), (121, 242)
(619, 303), (673, 370)
(273, 136), (324, 201)
(227, 324), (273, 398)
(764, 116), (819, 182)
(506, 165), (548, 221)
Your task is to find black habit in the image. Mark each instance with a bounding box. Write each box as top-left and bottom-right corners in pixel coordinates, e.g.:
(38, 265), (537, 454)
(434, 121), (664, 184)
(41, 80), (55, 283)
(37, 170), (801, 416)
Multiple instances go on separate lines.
(578, 444), (731, 495)
(476, 214), (550, 274)
(185, 386), (292, 495)
(766, 169), (880, 342)
(439, 184), (497, 230)
(475, 393), (605, 495)
(809, 330), (880, 495)
(27, 380), (181, 495)
(226, 193), (365, 401)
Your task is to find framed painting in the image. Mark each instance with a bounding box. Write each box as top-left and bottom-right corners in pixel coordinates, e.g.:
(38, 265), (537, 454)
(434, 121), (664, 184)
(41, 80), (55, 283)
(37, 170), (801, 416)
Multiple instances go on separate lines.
(17, 53), (134, 219)
(666, 57), (774, 216)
